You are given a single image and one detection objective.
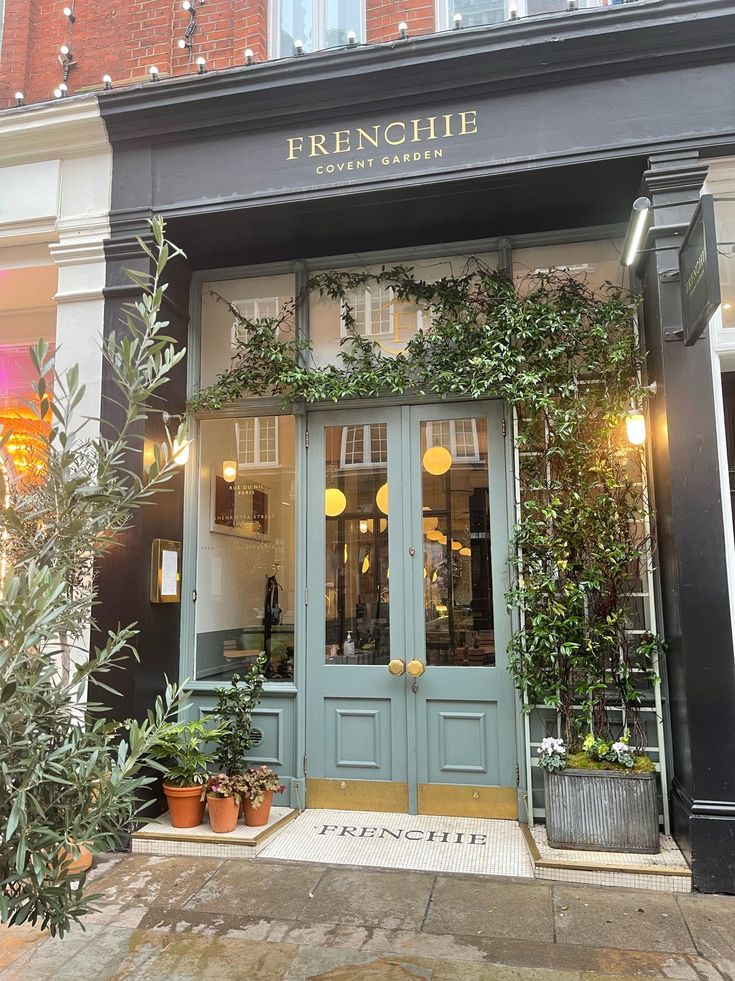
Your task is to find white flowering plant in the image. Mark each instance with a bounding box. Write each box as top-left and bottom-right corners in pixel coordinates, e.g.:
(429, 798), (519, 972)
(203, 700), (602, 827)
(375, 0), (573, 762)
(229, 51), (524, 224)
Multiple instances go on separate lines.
(537, 737), (568, 772)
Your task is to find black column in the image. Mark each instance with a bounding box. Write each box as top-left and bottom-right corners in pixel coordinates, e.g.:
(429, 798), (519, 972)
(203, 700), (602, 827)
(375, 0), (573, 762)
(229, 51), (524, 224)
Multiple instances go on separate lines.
(641, 150), (735, 894)
(90, 223), (192, 726)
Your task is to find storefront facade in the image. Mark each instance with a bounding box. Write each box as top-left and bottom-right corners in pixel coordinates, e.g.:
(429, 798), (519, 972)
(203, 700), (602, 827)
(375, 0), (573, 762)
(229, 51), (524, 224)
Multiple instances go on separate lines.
(90, 0), (735, 891)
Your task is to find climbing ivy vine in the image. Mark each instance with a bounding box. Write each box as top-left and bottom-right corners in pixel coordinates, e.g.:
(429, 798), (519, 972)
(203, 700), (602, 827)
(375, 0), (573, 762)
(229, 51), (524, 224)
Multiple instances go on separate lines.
(190, 263), (663, 751)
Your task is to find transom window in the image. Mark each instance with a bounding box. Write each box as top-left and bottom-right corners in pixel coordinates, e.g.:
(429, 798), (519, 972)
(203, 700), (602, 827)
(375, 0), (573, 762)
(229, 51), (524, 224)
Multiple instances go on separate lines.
(237, 417), (279, 468)
(271, 0), (364, 57)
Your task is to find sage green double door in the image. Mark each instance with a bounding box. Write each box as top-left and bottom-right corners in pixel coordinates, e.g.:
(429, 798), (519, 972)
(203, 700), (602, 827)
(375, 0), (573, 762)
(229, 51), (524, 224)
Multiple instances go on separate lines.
(305, 401), (518, 818)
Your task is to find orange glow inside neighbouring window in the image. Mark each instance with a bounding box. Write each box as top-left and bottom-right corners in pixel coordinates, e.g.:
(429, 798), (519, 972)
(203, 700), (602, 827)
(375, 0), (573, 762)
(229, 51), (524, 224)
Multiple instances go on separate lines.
(0, 407), (50, 486)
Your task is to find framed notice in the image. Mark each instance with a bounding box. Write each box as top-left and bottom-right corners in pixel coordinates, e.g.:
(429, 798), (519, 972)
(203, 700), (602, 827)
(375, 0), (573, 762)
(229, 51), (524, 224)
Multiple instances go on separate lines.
(150, 538), (182, 603)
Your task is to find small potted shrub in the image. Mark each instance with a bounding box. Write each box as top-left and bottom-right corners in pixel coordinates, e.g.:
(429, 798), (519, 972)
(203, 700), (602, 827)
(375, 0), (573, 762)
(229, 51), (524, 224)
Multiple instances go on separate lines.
(211, 656), (267, 779)
(539, 732), (659, 854)
(241, 766), (285, 827)
(202, 774), (242, 833)
(153, 719), (226, 828)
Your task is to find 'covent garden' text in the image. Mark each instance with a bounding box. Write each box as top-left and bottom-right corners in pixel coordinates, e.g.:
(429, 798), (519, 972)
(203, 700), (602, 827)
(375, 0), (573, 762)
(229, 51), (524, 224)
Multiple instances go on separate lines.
(286, 110), (479, 175)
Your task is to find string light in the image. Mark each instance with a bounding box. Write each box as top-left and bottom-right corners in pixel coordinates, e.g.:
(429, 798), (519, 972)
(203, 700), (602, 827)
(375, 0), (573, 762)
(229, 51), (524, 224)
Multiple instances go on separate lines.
(149, 65), (160, 80)
(294, 38), (304, 55)
(196, 55), (206, 73)
(102, 74), (112, 90)
(62, 4), (75, 22)
(453, 12), (462, 28)
(245, 48), (254, 65)
(15, 92), (24, 106)
(346, 30), (357, 46)
(398, 21), (408, 38)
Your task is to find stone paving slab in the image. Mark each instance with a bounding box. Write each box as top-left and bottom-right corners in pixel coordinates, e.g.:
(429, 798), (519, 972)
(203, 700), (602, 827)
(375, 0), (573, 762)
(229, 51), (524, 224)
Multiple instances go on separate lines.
(0, 855), (731, 981)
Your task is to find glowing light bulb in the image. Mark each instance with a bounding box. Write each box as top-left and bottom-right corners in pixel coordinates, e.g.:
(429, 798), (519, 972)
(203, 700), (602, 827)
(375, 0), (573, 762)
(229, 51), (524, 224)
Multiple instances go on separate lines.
(222, 460), (237, 483)
(325, 487), (347, 516)
(626, 406), (646, 446)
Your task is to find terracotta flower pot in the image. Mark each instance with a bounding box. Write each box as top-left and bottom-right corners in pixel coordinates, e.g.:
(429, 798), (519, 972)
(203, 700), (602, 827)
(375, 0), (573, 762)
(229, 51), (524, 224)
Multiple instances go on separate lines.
(58, 842), (94, 875)
(207, 794), (239, 833)
(164, 783), (205, 828)
(244, 790), (273, 827)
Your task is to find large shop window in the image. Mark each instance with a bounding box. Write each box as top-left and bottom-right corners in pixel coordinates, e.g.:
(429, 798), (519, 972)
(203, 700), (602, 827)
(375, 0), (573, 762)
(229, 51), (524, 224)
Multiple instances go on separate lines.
(194, 415), (297, 683)
(512, 238), (623, 294)
(271, 0), (364, 57)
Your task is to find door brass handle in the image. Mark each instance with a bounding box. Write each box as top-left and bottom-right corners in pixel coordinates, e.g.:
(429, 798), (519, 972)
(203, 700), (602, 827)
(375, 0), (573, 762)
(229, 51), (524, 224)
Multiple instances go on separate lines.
(388, 659), (406, 676)
(406, 659), (425, 677)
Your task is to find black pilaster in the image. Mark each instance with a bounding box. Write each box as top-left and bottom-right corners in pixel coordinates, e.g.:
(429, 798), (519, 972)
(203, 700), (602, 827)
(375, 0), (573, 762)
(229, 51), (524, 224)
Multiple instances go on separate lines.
(641, 151), (735, 894)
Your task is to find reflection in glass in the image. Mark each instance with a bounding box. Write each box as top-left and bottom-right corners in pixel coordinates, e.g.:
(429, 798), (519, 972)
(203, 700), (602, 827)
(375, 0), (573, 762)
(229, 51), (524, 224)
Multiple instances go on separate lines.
(195, 416), (296, 683)
(325, 424), (390, 665)
(421, 418), (495, 667)
(279, 0), (313, 52)
(325, 0), (362, 46)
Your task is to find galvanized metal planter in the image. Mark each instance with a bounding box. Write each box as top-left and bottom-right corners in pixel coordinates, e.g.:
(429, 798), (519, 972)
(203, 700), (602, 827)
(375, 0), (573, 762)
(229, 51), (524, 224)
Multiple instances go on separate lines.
(543, 768), (659, 854)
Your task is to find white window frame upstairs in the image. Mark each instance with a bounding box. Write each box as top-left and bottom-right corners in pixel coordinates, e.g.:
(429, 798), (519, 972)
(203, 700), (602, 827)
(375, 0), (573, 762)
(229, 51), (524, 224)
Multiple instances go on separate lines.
(236, 416), (280, 469)
(435, 0), (608, 32)
(341, 286), (429, 340)
(339, 423), (388, 470)
(269, 0), (366, 58)
(424, 419), (481, 463)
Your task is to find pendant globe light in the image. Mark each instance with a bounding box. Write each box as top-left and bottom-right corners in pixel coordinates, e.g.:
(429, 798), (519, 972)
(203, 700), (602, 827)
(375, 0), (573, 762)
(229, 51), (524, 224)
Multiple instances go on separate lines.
(423, 445), (452, 476)
(325, 487), (347, 517)
(376, 482), (389, 515)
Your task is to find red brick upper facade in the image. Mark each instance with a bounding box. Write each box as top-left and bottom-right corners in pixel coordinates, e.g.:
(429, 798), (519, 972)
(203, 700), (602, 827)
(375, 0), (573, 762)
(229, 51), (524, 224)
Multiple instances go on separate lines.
(0, 0), (622, 109)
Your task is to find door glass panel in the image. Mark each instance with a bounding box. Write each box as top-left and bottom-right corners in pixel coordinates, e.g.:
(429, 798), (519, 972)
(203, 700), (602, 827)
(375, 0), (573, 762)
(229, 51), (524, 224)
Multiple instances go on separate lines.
(324, 423), (390, 665)
(420, 417), (495, 667)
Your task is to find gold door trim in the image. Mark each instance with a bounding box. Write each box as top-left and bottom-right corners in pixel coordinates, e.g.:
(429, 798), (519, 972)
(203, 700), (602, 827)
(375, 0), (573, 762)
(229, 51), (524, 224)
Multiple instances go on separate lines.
(418, 784), (518, 820)
(306, 778), (409, 813)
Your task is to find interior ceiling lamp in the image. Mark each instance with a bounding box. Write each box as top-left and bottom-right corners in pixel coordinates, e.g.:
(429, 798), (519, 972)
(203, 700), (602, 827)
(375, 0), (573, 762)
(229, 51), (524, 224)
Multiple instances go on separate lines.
(361, 553), (370, 574)
(438, 533), (448, 546)
(426, 529), (443, 542)
(621, 196), (652, 268)
(459, 547), (471, 557)
(222, 460), (237, 483)
(162, 411), (189, 465)
(325, 487), (347, 517)
(398, 21), (408, 39)
(359, 519), (369, 534)
(423, 516), (439, 533)
(451, 540), (462, 551)
(626, 382), (657, 447)
(423, 445), (452, 476)
(376, 483), (389, 515)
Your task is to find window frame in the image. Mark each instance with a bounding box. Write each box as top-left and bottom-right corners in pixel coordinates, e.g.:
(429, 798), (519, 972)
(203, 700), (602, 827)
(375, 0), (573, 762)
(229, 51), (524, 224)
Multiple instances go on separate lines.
(425, 418), (481, 464)
(435, 0), (607, 32)
(236, 416), (281, 469)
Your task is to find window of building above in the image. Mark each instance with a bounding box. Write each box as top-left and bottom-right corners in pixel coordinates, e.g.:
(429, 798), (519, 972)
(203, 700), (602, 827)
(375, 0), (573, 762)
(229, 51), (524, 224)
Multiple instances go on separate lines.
(271, 0), (364, 57)
(437, 0), (614, 31)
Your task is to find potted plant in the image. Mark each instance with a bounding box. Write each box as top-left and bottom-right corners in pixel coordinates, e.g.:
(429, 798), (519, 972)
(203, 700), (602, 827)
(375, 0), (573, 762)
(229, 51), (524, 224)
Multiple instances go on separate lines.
(153, 718), (227, 828)
(202, 774), (242, 833)
(539, 732), (659, 853)
(212, 655), (267, 781)
(241, 766), (285, 827)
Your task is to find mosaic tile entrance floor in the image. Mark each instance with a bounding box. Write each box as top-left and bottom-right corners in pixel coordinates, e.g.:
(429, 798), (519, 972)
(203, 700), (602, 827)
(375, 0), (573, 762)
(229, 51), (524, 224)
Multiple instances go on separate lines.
(257, 808), (535, 877)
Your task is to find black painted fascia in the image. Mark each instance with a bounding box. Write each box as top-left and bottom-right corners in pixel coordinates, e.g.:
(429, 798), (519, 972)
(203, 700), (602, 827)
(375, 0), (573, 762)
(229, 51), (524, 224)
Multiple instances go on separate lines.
(99, 0), (735, 143)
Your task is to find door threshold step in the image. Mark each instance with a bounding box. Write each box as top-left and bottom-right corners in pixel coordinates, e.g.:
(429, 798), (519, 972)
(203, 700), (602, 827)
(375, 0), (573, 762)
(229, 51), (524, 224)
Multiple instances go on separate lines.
(521, 825), (692, 892)
(131, 806), (298, 859)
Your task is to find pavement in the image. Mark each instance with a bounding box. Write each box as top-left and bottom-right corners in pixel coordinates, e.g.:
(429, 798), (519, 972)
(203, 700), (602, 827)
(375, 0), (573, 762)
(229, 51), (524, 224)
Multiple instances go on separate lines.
(0, 854), (733, 980)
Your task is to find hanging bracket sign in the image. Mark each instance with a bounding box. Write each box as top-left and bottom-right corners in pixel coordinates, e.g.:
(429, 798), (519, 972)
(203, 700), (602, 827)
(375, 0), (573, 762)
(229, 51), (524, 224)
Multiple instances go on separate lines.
(678, 193), (721, 346)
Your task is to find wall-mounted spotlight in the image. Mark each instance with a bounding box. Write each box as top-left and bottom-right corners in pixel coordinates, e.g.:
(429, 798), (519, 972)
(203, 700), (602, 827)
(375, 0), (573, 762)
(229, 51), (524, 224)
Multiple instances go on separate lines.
(15, 91), (25, 106)
(196, 56), (206, 73)
(398, 21), (409, 38)
(621, 196), (652, 268)
(244, 48), (254, 65)
(453, 12), (462, 28)
(62, 4), (75, 23)
(294, 38), (304, 55)
(346, 30), (357, 46)
(149, 65), (160, 80)
(102, 74), (112, 90)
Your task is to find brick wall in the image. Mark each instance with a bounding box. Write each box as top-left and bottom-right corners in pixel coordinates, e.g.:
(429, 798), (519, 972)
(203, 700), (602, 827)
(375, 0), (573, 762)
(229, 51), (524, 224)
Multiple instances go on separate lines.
(0, 0), (437, 107)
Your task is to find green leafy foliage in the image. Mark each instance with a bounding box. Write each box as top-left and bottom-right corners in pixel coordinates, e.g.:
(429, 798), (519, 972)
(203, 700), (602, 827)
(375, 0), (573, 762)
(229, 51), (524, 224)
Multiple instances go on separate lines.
(211, 655), (268, 775)
(0, 217), (190, 936)
(151, 718), (228, 787)
(190, 264), (664, 753)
